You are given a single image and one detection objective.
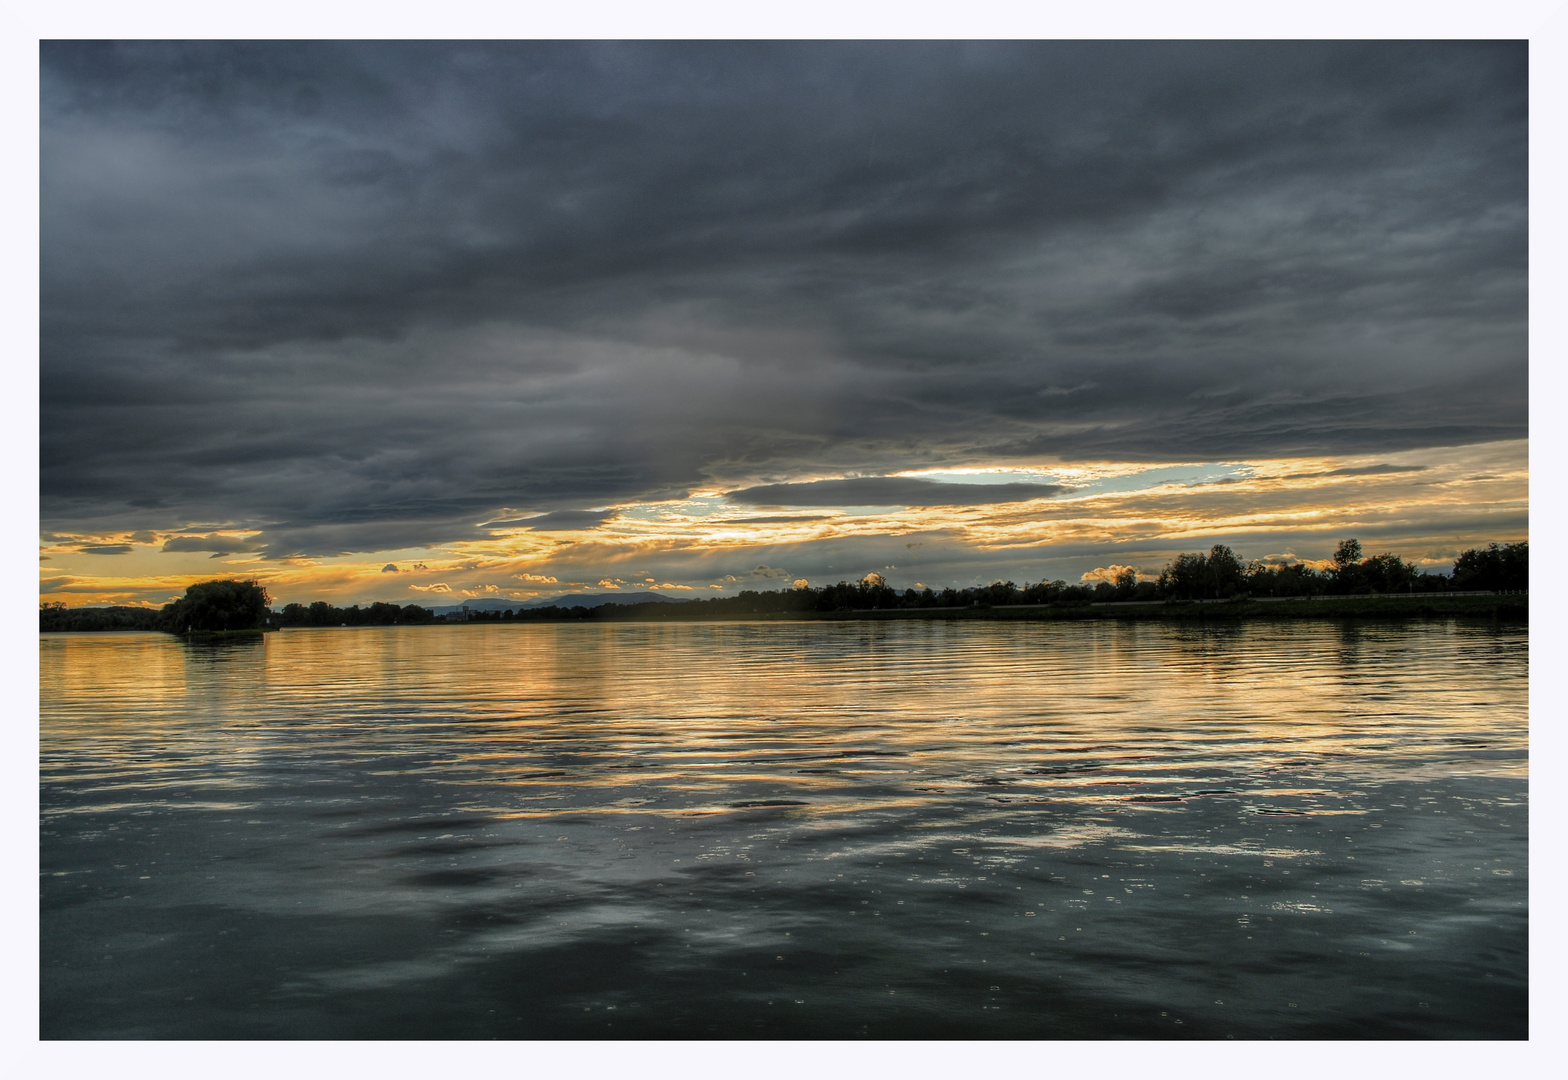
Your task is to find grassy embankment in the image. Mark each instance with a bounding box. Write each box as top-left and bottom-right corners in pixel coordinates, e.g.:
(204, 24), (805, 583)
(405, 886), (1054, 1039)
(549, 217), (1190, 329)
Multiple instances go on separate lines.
(177, 627), (277, 642)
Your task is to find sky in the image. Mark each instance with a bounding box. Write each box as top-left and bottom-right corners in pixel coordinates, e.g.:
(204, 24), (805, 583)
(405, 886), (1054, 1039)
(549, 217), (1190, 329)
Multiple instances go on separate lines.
(38, 40), (1529, 608)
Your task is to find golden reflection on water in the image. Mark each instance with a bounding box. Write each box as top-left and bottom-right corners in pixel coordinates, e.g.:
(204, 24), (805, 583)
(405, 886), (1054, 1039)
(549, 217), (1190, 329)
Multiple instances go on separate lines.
(39, 619), (1528, 1039)
(42, 620), (1527, 835)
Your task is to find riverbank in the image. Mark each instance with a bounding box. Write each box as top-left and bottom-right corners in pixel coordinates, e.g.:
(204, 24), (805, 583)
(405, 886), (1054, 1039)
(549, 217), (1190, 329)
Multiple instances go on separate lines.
(177, 627), (277, 642)
(562, 592), (1528, 623)
(41, 593), (1525, 633)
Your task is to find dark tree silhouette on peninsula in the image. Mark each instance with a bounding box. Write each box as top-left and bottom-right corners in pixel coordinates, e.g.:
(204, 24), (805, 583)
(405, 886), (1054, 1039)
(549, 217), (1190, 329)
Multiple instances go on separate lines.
(159, 579), (270, 633)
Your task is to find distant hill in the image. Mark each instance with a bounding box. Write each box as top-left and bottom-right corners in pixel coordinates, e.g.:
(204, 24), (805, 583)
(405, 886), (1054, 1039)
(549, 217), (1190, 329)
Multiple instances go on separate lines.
(428, 591), (686, 614)
(525, 591), (687, 609)
(425, 598), (516, 614)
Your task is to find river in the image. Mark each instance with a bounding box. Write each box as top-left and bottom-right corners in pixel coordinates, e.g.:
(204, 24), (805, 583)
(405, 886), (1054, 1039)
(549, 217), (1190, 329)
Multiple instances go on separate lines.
(40, 619), (1527, 1038)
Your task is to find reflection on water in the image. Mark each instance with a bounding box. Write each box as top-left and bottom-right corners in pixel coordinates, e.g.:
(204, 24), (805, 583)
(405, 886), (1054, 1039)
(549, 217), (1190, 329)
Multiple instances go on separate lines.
(40, 620), (1527, 1038)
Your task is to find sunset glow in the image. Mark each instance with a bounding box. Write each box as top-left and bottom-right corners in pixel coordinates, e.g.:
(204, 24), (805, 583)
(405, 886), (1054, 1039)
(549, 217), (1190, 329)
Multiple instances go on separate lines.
(41, 440), (1525, 607)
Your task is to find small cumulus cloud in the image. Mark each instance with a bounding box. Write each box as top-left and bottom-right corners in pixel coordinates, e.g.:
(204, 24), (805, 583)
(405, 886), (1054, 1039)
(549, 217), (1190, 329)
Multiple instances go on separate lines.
(860, 572), (885, 587)
(597, 579), (620, 588)
(792, 578), (809, 589)
(516, 573), (559, 584)
(1080, 564), (1143, 584)
(650, 583), (693, 591)
(409, 583), (452, 593)
(382, 563), (400, 573)
(412, 562), (428, 571)
(749, 565), (789, 579)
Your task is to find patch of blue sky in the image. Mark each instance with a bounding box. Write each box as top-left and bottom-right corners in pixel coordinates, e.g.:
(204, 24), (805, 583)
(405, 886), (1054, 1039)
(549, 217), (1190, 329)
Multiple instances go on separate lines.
(900, 463), (1252, 495)
(1070, 463), (1255, 496)
(897, 468), (1060, 485)
(616, 495), (730, 522)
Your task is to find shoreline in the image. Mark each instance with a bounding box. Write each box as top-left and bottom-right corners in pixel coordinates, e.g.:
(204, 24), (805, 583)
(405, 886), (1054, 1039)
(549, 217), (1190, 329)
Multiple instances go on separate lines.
(577, 593), (1527, 623)
(39, 593), (1527, 633)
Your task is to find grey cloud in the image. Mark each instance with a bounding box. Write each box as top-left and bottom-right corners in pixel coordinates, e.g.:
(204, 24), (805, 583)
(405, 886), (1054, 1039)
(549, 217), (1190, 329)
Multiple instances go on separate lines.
(486, 509), (618, 531)
(162, 534), (261, 553)
(728, 477), (1065, 508)
(381, 563), (399, 573)
(1314, 464), (1428, 477)
(79, 544), (132, 555)
(253, 515), (494, 559)
(40, 42), (1525, 557)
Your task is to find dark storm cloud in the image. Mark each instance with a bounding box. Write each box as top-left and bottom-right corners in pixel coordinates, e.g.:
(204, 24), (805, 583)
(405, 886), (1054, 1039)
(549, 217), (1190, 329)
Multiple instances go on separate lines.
(727, 477), (1065, 507)
(40, 42), (1527, 555)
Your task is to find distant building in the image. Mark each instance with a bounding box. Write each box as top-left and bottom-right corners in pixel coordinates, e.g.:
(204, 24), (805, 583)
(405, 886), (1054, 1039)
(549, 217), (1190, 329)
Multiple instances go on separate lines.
(446, 605), (470, 622)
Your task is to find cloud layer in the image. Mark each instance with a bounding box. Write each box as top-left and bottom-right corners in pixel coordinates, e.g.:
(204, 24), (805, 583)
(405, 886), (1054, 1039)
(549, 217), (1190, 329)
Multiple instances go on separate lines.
(726, 477), (1065, 508)
(39, 42), (1527, 598)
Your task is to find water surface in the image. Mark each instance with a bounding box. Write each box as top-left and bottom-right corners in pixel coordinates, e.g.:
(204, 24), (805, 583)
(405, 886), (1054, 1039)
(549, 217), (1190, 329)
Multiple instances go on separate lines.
(40, 619), (1528, 1038)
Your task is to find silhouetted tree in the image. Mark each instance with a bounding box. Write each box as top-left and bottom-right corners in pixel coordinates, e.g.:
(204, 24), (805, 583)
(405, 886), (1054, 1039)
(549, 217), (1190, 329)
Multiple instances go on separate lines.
(1361, 552), (1418, 593)
(1453, 542), (1528, 591)
(1159, 552), (1208, 600)
(1332, 538), (1364, 591)
(160, 579), (270, 633)
(1207, 545), (1245, 598)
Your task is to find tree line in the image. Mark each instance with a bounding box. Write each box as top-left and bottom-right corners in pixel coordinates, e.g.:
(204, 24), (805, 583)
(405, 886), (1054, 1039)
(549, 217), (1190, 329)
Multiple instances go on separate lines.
(273, 600), (437, 627)
(505, 539), (1527, 619)
(1149, 538), (1527, 601)
(39, 540), (1526, 631)
(41, 579), (278, 633)
(38, 579), (439, 633)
